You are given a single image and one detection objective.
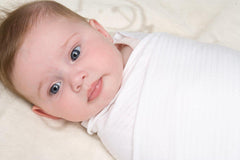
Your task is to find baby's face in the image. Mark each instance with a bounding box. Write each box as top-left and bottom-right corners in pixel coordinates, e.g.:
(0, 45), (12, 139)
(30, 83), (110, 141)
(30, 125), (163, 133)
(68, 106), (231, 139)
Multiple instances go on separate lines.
(12, 16), (124, 122)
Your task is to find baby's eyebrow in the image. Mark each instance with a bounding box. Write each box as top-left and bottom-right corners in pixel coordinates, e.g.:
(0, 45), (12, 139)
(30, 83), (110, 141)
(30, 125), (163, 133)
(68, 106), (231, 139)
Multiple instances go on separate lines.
(60, 32), (79, 49)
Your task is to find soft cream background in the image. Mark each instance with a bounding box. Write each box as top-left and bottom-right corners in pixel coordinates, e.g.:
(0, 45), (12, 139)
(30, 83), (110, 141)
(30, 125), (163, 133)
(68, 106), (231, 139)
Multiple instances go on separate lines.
(0, 0), (240, 159)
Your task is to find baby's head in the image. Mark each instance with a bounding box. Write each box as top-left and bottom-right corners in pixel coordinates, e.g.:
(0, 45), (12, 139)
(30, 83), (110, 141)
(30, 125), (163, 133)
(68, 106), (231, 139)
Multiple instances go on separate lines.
(0, 1), (124, 122)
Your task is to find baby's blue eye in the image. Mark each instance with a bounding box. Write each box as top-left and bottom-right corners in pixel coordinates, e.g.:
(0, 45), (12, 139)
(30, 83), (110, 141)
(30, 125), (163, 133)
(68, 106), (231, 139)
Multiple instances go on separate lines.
(71, 46), (81, 61)
(50, 82), (61, 94)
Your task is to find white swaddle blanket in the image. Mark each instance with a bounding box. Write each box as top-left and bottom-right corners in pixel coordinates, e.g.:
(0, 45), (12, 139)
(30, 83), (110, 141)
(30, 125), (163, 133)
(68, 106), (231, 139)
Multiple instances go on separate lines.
(83, 32), (240, 160)
(132, 33), (240, 160)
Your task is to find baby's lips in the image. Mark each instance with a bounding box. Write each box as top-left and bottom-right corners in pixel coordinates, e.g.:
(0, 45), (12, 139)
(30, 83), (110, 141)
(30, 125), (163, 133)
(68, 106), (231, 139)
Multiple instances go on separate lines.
(87, 77), (102, 101)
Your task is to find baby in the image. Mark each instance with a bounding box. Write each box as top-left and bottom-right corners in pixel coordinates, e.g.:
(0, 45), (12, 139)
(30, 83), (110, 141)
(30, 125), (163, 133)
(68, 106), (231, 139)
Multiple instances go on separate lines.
(1, 1), (240, 160)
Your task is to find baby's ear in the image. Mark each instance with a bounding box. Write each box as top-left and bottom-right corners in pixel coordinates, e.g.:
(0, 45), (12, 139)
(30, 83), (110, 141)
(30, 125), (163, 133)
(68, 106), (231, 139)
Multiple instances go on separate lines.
(88, 19), (113, 42)
(32, 106), (60, 120)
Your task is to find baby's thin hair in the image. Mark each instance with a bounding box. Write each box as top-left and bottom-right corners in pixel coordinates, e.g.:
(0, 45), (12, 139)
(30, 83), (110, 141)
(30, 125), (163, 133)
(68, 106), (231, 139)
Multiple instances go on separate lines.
(0, 0), (87, 100)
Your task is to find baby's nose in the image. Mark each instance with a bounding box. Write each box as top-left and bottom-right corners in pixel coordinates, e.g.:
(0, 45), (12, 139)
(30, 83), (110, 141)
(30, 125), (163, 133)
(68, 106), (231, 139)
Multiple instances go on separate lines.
(70, 71), (87, 92)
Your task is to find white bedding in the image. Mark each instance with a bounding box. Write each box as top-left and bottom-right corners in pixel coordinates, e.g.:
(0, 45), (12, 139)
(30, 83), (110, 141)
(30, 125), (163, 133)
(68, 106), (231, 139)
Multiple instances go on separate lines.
(0, 0), (240, 159)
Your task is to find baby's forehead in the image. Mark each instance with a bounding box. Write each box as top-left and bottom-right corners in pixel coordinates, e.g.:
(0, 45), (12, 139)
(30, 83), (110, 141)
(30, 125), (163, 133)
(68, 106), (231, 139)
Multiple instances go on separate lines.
(17, 14), (90, 61)
(24, 15), (86, 39)
(21, 16), (72, 44)
(17, 17), (84, 59)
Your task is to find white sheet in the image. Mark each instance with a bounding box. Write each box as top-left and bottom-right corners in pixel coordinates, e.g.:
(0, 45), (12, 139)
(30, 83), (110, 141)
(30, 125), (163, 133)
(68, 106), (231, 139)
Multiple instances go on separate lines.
(1, 0), (240, 159)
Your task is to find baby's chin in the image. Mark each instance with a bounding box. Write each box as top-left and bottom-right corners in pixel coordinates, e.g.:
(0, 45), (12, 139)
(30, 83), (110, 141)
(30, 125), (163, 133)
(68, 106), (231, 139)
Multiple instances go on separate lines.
(92, 93), (116, 113)
(102, 88), (119, 105)
(73, 82), (121, 122)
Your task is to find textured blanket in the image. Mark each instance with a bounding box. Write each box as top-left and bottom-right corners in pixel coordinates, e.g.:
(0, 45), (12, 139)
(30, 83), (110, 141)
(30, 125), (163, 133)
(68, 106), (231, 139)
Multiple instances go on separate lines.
(132, 33), (240, 160)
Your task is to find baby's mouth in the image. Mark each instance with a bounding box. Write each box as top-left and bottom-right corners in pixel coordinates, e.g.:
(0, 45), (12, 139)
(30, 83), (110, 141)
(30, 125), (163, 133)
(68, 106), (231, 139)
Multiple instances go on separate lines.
(87, 77), (102, 102)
